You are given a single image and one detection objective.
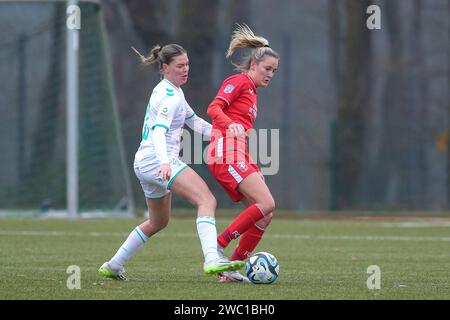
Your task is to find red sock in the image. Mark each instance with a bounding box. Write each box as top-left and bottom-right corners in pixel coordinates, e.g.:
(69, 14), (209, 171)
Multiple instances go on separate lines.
(217, 204), (264, 248)
(230, 224), (265, 261)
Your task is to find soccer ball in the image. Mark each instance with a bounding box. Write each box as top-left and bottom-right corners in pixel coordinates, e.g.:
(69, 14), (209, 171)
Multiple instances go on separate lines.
(246, 252), (280, 284)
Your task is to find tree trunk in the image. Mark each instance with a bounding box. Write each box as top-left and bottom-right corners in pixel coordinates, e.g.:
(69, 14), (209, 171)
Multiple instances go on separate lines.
(336, 0), (371, 209)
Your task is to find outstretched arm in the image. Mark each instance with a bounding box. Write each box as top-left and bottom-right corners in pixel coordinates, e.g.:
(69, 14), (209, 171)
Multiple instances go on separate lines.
(185, 113), (212, 137)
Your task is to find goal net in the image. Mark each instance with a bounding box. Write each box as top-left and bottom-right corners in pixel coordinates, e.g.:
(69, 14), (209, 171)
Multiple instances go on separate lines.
(0, 0), (134, 218)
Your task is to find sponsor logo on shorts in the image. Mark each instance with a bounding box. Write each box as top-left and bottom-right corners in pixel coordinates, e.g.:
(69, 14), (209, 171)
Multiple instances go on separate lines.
(171, 158), (182, 166)
(237, 162), (248, 172)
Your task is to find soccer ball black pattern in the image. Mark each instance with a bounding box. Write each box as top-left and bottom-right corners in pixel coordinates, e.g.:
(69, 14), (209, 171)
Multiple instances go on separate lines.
(246, 252), (280, 284)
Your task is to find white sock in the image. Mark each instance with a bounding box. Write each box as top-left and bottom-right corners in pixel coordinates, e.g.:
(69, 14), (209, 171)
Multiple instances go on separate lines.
(109, 226), (149, 271)
(196, 216), (220, 263)
(217, 244), (224, 258)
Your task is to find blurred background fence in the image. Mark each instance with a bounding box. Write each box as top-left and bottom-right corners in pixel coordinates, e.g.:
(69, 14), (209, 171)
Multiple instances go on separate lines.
(0, 0), (448, 215)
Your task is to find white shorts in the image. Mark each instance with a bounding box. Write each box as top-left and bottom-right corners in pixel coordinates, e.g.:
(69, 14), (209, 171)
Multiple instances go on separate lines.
(134, 156), (188, 200)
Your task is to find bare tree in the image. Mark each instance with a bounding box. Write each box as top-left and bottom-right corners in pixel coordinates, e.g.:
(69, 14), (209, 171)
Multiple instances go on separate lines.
(335, 0), (372, 209)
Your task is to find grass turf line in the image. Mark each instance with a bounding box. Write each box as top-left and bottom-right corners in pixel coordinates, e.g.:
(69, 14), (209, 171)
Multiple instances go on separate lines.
(1, 217), (450, 299)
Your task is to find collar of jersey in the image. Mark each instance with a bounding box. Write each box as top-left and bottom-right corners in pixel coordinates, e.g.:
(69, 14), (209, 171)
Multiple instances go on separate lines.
(243, 73), (257, 91)
(163, 78), (181, 92)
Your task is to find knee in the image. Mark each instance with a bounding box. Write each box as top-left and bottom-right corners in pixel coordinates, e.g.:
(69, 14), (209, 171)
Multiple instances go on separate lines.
(264, 212), (273, 224)
(152, 217), (169, 233)
(199, 192), (217, 211)
(270, 198), (276, 213)
(208, 194), (217, 210)
(259, 197), (275, 215)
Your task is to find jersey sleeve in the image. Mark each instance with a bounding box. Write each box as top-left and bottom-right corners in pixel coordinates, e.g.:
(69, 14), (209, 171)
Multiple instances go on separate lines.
(215, 76), (244, 106)
(152, 95), (180, 132)
(184, 102), (212, 137)
(207, 98), (233, 129)
(184, 102), (196, 121)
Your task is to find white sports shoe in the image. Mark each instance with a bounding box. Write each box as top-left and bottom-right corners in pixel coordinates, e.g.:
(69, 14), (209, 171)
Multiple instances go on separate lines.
(98, 261), (127, 281)
(218, 270), (250, 283)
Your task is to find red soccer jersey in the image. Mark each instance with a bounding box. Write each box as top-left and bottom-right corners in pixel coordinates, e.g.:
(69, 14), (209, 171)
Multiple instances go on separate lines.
(207, 73), (258, 165)
(213, 73), (258, 134)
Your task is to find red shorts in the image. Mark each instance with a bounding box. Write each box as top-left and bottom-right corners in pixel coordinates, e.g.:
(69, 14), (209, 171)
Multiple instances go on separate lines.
(209, 161), (260, 202)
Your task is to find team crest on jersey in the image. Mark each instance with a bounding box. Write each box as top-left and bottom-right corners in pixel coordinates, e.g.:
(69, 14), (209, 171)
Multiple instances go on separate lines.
(237, 162), (248, 172)
(224, 84), (235, 94)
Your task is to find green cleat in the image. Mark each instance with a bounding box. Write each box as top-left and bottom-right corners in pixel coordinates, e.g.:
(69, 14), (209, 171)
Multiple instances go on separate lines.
(203, 258), (245, 275)
(98, 262), (127, 281)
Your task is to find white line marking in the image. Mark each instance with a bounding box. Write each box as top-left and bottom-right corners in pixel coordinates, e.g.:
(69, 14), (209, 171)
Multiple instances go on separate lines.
(1, 231), (450, 241)
(382, 221), (450, 228)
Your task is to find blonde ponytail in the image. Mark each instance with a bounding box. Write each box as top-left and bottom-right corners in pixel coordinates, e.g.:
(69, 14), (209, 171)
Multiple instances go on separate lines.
(226, 24), (269, 58)
(226, 24), (279, 72)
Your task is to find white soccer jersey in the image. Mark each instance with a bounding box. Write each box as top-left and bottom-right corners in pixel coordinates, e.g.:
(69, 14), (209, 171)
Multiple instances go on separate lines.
(135, 79), (196, 166)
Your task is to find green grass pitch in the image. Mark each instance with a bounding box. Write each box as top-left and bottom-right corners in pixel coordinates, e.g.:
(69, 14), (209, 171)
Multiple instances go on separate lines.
(1, 214), (449, 299)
